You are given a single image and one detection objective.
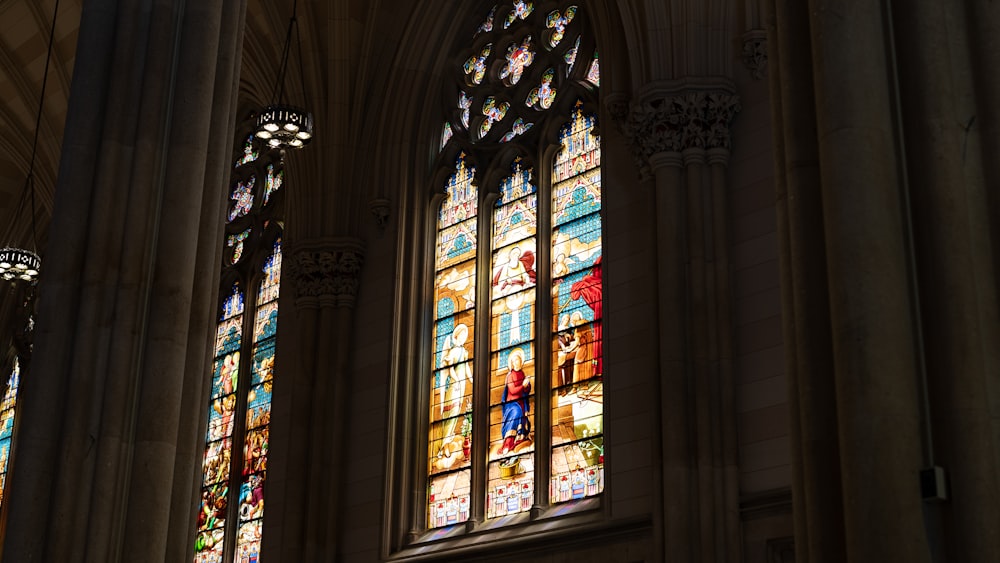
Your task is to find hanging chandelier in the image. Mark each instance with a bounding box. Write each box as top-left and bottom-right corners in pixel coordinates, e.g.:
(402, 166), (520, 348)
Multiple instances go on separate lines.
(254, 0), (313, 150)
(2, 0), (61, 286)
(0, 248), (41, 283)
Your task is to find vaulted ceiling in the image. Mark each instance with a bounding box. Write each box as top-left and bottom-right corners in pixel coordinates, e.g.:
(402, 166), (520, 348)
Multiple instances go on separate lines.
(0, 0), (81, 251)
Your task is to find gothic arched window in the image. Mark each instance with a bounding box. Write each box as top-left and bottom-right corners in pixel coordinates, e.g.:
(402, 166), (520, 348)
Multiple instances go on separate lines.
(428, 1), (603, 530)
(194, 130), (284, 563)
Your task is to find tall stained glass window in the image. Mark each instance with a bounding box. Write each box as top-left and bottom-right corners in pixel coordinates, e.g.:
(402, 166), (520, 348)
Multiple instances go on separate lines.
(429, 2), (603, 530)
(195, 122), (285, 563)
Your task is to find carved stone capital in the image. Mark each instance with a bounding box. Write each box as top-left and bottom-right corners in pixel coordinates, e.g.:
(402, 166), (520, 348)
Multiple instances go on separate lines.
(608, 81), (741, 174)
(286, 238), (365, 308)
(742, 30), (768, 80)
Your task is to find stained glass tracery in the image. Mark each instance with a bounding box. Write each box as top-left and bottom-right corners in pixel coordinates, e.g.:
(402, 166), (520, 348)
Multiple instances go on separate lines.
(229, 177), (255, 222)
(545, 6), (577, 47)
(500, 37), (535, 86)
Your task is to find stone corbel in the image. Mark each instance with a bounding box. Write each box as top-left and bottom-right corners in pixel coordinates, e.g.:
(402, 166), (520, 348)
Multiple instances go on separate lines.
(370, 198), (391, 232)
(287, 238), (365, 309)
(741, 29), (768, 80)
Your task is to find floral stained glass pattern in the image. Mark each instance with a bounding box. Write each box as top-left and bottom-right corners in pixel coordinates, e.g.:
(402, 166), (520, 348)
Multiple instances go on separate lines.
(441, 122), (454, 152)
(545, 6), (577, 47)
(480, 96), (510, 139)
(195, 285), (244, 563)
(459, 91), (473, 128)
(227, 229), (251, 265)
(428, 154), (478, 528)
(505, 1), (534, 28)
(586, 51), (600, 86)
(229, 177), (255, 222)
(476, 5), (497, 37)
(500, 118), (533, 143)
(550, 104), (603, 504)
(499, 37), (535, 86)
(464, 44), (492, 85)
(233, 239), (281, 563)
(234, 136), (258, 168)
(526, 68), (557, 109)
(564, 36), (581, 74)
(264, 164), (283, 205)
(0, 359), (20, 511)
(487, 159), (538, 519)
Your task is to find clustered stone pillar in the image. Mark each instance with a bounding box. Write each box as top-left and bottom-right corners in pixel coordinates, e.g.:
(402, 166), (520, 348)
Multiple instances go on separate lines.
(1, 0), (247, 562)
(767, 0), (1000, 561)
(611, 81), (742, 563)
(266, 238), (363, 562)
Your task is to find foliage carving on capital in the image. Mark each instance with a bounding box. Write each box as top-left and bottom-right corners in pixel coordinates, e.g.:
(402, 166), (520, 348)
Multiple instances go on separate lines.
(287, 242), (365, 307)
(609, 88), (741, 172)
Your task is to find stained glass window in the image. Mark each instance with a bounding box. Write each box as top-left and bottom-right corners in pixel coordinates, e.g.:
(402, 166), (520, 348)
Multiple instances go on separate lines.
(428, 153), (477, 528)
(234, 136), (258, 168)
(0, 358), (21, 511)
(427, 2), (603, 531)
(229, 177), (255, 222)
(545, 6), (576, 47)
(500, 36), (535, 86)
(549, 104), (603, 502)
(196, 123), (285, 563)
(264, 164), (283, 205)
(526, 68), (556, 109)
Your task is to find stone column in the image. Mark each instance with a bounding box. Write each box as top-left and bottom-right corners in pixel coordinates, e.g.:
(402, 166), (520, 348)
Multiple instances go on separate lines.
(612, 81), (741, 563)
(268, 238), (364, 563)
(768, 0), (846, 560)
(2, 0), (247, 561)
(891, 1), (1000, 560)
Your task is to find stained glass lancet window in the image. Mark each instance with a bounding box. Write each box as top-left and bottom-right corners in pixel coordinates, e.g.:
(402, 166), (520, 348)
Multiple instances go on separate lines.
(195, 121), (285, 563)
(428, 153), (477, 528)
(549, 104), (603, 502)
(428, 2), (603, 531)
(487, 159), (537, 518)
(0, 358), (21, 510)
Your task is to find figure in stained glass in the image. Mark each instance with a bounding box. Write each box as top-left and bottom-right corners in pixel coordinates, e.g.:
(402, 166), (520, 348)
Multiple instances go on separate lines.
(499, 348), (532, 454)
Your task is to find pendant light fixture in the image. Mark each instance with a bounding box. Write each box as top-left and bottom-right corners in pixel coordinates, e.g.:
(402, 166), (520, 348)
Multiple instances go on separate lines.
(1, 0), (61, 285)
(254, 0), (314, 150)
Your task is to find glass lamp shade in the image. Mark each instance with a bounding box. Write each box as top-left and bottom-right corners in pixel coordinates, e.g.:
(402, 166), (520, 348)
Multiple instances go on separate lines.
(0, 247), (41, 283)
(254, 105), (314, 150)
